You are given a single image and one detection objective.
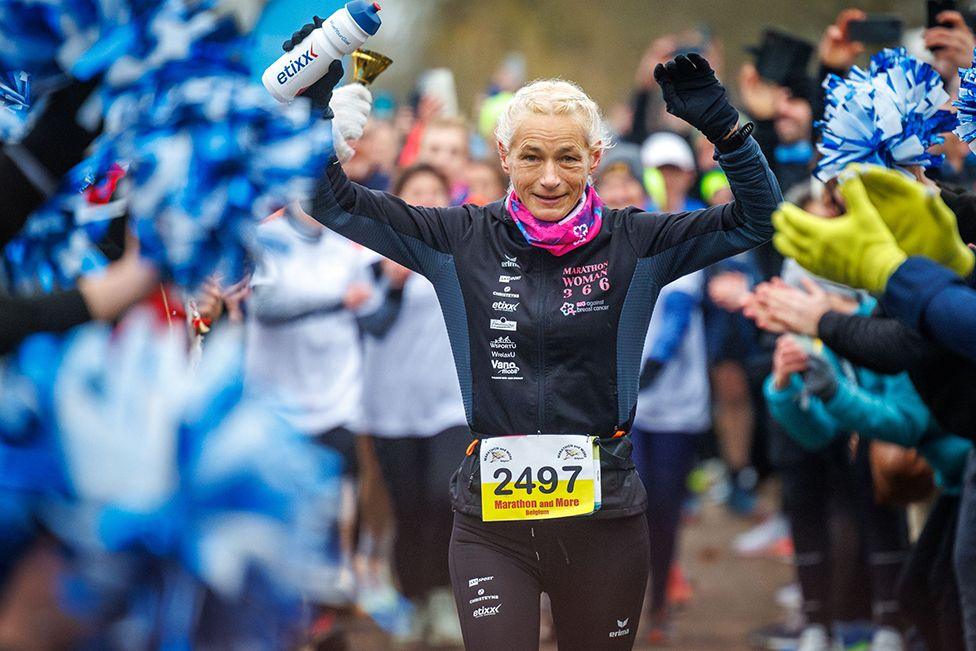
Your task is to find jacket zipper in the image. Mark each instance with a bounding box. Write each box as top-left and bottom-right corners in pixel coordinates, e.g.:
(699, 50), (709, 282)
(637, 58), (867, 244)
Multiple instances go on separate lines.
(536, 254), (548, 433)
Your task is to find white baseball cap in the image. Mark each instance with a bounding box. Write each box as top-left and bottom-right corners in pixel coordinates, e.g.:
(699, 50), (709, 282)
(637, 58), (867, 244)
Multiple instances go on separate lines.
(640, 132), (696, 172)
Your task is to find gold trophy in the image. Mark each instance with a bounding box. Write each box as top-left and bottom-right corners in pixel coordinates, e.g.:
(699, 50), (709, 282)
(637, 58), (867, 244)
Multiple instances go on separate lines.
(350, 49), (393, 86)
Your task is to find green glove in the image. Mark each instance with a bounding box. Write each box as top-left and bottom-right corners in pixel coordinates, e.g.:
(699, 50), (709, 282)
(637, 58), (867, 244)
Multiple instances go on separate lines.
(772, 174), (907, 294)
(854, 164), (975, 278)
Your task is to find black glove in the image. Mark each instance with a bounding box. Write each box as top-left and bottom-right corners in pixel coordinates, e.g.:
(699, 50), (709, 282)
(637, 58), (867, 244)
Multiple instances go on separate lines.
(282, 17), (344, 118)
(653, 54), (739, 144)
(638, 359), (665, 390)
(802, 354), (839, 402)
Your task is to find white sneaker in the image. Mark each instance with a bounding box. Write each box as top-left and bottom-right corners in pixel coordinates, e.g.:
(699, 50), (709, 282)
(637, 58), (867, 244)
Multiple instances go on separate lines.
(797, 624), (831, 651)
(733, 514), (790, 556)
(871, 627), (904, 651)
(426, 587), (464, 647)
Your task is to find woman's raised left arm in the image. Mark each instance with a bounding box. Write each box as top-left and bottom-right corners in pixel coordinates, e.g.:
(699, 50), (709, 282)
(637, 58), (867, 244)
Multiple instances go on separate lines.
(622, 135), (781, 280)
(621, 54), (782, 281)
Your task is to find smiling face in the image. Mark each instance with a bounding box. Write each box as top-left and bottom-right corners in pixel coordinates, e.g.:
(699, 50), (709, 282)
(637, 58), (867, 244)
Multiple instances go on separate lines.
(498, 113), (602, 222)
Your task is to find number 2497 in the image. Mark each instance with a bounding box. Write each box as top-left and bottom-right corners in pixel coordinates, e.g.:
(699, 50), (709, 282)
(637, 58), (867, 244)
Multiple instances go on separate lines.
(492, 465), (583, 495)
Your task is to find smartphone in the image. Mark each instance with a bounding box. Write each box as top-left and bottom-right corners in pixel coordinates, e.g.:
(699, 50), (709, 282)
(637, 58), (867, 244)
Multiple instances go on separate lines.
(847, 16), (904, 44)
(928, 0), (957, 28)
(417, 68), (459, 118)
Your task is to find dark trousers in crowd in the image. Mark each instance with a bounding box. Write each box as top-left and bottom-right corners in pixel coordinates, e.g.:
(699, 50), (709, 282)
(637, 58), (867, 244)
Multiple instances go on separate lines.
(781, 437), (909, 629)
(955, 450), (976, 650)
(630, 428), (701, 613)
(373, 426), (470, 600)
(314, 426), (360, 478)
(898, 493), (964, 651)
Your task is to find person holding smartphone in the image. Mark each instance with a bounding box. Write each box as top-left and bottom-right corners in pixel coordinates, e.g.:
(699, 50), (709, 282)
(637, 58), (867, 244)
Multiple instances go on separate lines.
(925, 3), (976, 75)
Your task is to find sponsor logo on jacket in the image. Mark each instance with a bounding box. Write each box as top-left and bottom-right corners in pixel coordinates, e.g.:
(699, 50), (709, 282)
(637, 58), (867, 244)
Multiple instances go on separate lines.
(491, 359), (520, 374)
(490, 318), (517, 331)
(501, 255), (521, 270)
(492, 286), (520, 298)
(492, 300), (519, 313)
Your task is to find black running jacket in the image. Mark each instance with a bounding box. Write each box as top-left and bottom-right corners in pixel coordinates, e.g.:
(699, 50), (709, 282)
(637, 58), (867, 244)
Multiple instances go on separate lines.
(311, 137), (782, 518)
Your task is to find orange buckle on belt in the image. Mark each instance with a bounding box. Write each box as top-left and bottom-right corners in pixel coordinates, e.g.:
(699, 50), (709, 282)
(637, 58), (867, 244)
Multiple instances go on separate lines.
(466, 439), (479, 456)
(612, 429), (627, 439)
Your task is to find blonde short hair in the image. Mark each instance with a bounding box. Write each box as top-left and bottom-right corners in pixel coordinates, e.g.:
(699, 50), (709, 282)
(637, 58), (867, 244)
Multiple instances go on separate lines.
(495, 79), (612, 154)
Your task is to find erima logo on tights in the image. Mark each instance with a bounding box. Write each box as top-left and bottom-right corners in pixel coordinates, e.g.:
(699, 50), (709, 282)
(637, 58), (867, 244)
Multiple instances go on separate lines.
(609, 618), (630, 638)
(276, 44), (320, 85)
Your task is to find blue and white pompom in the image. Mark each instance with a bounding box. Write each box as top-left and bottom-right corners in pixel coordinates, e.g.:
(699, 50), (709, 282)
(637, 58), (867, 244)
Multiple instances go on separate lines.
(0, 318), (344, 644)
(1, 0), (333, 292)
(952, 52), (976, 151)
(816, 48), (957, 181)
(104, 74), (333, 289)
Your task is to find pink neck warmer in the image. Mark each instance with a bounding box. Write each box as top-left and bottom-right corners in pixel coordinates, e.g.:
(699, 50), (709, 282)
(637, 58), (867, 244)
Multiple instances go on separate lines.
(505, 185), (604, 256)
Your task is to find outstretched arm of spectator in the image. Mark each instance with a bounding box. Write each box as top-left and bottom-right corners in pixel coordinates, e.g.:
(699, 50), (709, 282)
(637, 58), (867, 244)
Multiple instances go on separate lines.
(817, 311), (930, 375)
(764, 374), (840, 451)
(0, 250), (158, 354)
(881, 256), (976, 363)
(358, 260), (410, 337)
(625, 37), (678, 144)
(820, 372), (931, 447)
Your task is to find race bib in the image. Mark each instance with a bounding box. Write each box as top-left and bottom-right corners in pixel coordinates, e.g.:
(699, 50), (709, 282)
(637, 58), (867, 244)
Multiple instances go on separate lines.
(480, 435), (601, 522)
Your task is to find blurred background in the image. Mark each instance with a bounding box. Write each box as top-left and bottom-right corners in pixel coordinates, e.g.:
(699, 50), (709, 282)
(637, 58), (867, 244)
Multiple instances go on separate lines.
(347, 0), (929, 108)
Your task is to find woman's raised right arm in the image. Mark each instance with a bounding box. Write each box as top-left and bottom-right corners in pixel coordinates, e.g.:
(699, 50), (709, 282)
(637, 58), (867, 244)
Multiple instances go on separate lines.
(309, 159), (468, 277)
(280, 39), (467, 277)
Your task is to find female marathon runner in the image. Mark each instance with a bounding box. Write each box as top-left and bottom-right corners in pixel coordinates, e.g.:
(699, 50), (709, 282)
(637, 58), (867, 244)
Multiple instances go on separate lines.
(284, 24), (782, 650)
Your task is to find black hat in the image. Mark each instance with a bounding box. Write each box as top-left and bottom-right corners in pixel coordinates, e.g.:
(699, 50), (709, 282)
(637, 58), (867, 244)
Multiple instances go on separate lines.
(748, 30), (814, 88)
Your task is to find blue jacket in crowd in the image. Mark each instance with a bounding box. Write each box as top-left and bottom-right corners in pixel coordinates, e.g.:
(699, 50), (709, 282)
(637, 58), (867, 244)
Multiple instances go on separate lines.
(882, 256), (976, 365)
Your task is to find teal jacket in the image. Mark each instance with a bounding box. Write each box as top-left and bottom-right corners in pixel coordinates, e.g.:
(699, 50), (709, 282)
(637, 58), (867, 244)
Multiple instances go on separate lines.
(764, 304), (971, 492)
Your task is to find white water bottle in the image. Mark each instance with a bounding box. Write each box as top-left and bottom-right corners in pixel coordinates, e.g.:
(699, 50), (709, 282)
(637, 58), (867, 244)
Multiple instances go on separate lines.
(262, 0), (382, 104)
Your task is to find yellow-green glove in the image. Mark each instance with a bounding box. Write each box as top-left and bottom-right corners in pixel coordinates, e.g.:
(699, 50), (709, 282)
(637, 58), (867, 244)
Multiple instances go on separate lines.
(772, 174), (907, 294)
(853, 164), (975, 278)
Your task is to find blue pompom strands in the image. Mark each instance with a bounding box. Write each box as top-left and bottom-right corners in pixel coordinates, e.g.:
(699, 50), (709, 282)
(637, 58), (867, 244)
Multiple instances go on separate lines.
(0, 319), (345, 645)
(1, 0), (335, 292)
(0, 1), (343, 644)
(952, 50), (976, 150)
(816, 48), (957, 181)
(2, 161), (119, 294)
(108, 75), (333, 290)
(0, 69), (29, 141)
(0, 0), (161, 84)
